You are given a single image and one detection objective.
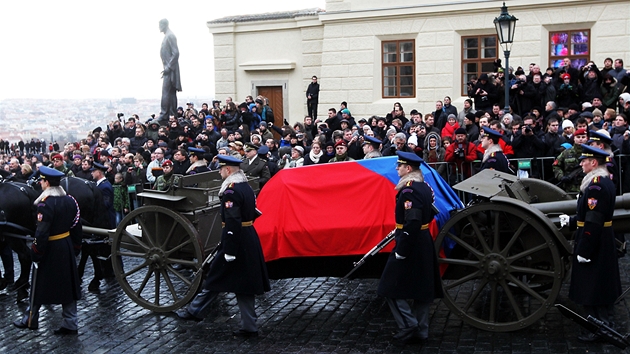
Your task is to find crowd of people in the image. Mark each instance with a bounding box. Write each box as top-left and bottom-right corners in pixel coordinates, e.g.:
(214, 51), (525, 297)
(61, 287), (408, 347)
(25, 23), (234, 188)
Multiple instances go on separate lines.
(0, 58), (629, 210)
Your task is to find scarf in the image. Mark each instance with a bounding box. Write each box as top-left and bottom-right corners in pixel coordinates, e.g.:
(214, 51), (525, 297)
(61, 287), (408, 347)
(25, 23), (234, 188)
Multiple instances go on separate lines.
(395, 169), (424, 191)
(580, 166), (610, 193)
(34, 186), (66, 205)
(309, 149), (323, 164)
(186, 160), (207, 174)
(482, 144), (503, 163)
(219, 170), (248, 196)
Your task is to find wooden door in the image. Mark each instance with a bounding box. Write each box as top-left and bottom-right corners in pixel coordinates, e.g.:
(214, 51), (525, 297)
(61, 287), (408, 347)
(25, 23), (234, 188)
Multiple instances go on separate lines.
(257, 86), (283, 139)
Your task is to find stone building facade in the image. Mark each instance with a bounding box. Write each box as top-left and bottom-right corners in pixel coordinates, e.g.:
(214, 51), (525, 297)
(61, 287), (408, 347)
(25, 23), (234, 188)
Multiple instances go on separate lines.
(207, 0), (630, 124)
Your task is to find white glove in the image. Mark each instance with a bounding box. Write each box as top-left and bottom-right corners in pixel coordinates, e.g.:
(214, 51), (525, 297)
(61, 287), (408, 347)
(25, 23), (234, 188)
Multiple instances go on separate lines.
(577, 255), (591, 263)
(224, 254), (236, 262)
(395, 252), (406, 260)
(559, 214), (570, 228)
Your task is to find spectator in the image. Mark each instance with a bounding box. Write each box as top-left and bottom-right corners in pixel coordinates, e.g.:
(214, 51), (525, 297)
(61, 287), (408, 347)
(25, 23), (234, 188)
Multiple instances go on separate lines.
(445, 128), (477, 183)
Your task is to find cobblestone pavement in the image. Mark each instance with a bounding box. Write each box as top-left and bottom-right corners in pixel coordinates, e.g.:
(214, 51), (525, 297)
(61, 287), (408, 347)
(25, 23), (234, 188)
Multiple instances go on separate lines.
(1, 255), (630, 353)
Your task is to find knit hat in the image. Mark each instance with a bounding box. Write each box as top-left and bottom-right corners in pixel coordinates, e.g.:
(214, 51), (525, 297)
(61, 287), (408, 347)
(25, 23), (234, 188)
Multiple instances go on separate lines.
(454, 127), (467, 135)
(592, 108), (603, 117)
(292, 146), (304, 156)
(407, 135), (418, 146)
(561, 120), (574, 130)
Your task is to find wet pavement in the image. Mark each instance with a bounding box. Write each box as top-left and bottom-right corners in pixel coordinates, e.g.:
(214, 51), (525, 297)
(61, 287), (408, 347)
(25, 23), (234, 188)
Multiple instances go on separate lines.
(1, 255), (630, 353)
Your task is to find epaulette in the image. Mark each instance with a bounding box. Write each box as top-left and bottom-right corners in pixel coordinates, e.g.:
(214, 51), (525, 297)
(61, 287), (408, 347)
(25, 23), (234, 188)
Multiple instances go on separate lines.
(228, 182), (234, 188)
(592, 176), (599, 183)
(490, 152), (496, 157)
(41, 196), (48, 202)
(606, 156), (612, 163)
(405, 180), (413, 187)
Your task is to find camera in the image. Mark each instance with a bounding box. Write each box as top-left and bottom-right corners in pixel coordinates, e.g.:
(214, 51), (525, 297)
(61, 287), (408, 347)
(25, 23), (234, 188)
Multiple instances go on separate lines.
(525, 126), (532, 134)
(296, 133), (304, 138)
(117, 113), (124, 119)
(456, 144), (465, 159)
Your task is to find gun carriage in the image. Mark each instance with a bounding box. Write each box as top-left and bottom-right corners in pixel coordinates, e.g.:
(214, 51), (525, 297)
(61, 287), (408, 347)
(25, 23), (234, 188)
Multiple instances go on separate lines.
(436, 169), (630, 332)
(82, 171), (258, 312)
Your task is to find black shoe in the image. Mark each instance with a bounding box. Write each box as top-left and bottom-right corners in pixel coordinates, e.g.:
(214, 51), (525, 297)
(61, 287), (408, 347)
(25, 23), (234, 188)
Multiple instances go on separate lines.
(232, 329), (259, 338)
(13, 319), (38, 330)
(175, 309), (202, 321)
(393, 326), (417, 340)
(53, 327), (78, 335)
(88, 278), (100, 291)
(577, 332), (600, 343)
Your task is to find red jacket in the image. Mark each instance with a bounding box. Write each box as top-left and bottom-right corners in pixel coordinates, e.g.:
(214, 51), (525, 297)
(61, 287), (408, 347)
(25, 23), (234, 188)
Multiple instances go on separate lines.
(445, 141), (477, 178)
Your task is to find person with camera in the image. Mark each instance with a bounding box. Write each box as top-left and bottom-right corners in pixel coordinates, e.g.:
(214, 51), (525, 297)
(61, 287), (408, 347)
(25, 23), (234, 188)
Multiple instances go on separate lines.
(510, 74), (536, 117)
(512, 115), (545, 178)
(445, 128), (477, 182)
(471, 73), (498, 113)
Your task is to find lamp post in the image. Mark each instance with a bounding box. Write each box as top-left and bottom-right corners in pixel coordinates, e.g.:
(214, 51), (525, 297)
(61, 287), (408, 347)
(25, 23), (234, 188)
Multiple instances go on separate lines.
(494, 2), (518, 114)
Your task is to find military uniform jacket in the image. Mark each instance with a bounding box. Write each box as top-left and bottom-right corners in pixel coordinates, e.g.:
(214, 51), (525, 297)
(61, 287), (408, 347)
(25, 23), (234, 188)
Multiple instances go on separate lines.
(97, 179), (116, 228)
(377, 179), (443, 301)
(31, 194), (82, 305)
(203, 180), (270, 295)
(240, 157), (270, 187)
(553, 145), (584, 193)
(480, 151), (512, 174)
(568, 174), (621, 306)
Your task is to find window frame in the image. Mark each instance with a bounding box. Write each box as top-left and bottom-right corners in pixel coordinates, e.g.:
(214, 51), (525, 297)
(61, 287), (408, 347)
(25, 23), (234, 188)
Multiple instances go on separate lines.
(381, 39), (416, 99)
(549, 29), (590, 69)
(461, 34), (499, 96)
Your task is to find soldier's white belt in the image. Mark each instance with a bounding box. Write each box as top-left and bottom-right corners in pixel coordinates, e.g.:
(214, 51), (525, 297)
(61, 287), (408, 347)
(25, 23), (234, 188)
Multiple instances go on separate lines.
(396, 223), (429, 230)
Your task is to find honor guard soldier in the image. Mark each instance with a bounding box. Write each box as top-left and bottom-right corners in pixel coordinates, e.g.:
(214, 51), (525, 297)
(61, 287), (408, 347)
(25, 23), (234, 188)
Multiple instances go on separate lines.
(559, 145), (621, 342)
(187, 147), (210, 175)
(362, 135), (383, 159)
(240, 143), (270, 190)
(377, 151), (442, 344)
(587, 130), (618, 191)
(14, 166), (82, 334)
(177, 154), (270, 337)
(479, 127), (513, 174)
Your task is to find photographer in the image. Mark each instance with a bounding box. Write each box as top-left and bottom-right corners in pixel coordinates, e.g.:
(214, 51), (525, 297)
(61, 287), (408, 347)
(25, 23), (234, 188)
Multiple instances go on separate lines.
(107, 114), (126, 143)
(445, 128), (477, 183)
(471, 73), (498, 112)
(512, 115), (545, 178)
(510, 74), (536, 117)
(579, 62), (603, 103)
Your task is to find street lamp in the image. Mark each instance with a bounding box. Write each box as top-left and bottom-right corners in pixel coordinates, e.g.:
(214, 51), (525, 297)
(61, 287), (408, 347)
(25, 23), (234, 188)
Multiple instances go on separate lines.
(494, 2), (518, 114)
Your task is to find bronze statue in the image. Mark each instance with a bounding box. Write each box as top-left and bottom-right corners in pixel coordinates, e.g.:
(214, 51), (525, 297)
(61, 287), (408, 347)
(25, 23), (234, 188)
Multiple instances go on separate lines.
(159, 19), (182, 125)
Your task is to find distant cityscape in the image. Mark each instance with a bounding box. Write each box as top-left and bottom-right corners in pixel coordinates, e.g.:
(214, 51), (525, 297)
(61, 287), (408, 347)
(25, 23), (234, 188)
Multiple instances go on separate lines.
(0, 98), (213, 145)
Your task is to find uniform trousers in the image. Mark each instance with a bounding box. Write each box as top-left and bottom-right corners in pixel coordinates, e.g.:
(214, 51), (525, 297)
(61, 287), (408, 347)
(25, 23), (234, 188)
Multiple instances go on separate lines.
(385, 298), (431, 339)
(20, 301), (78, 330)
(186, 290), (258, 332)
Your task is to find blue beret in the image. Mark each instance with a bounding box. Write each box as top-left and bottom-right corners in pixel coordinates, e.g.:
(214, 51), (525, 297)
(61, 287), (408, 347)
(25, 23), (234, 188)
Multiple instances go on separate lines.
(579, 144), (610, 160)
(217, 154), (243, 167)
(257, 145), (269, 155)
(38, 166), (64, 180)
(586, 130), (612, 145)
(362, 135), (382, 147)
(396, 151), (423, 166)
(482, 126), (503, 140)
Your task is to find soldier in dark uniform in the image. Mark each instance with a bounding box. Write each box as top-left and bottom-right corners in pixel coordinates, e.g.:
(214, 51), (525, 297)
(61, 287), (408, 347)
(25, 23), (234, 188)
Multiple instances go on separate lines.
(176, 155), (270, 337)
(479, 127), (513, 174)
(587, 130), (618, 192)
(377, 151), (443, 344)
(240, 143), (270, 190)
(186, 147), (210, 175)
(559, 144), (621, 342)
(14, 166), (82, 334)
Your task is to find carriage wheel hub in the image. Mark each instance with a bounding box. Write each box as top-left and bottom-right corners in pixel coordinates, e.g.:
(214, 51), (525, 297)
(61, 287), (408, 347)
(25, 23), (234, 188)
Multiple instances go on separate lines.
(481, 254), (508, 279)
(147, 248), (166, 268)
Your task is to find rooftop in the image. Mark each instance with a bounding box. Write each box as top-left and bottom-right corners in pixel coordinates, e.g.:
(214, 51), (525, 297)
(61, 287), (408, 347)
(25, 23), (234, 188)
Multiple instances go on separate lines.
(207, 8), (324, 24)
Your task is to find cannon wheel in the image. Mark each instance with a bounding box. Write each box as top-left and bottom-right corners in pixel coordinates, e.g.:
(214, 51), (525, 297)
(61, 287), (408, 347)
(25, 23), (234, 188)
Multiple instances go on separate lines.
(435, 202), (563, 332)
(112, 205), (204, 312)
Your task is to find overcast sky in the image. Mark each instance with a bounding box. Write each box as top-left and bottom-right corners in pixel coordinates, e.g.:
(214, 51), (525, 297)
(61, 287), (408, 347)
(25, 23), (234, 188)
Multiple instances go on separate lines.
(0, 0), (325, 100)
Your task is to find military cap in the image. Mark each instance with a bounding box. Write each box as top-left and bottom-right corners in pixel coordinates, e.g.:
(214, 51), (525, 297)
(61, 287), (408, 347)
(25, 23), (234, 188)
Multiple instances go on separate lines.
(38, 166), (64, 182)
(188, 147), (205, 156)
(396, 151), (423, 167)
(217, 154), (243, 167)
(482, 126), (503, 140)
(579, 144), (610, 160)
(334, 140), (347, 148)
(587, 130), (612, 145)
(162, 159), (173, 167)
(244, 143), (259, 152)
(362, 135), (382, 148)
(91, 162), (108, 171)
(574, 128), (588, 136)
